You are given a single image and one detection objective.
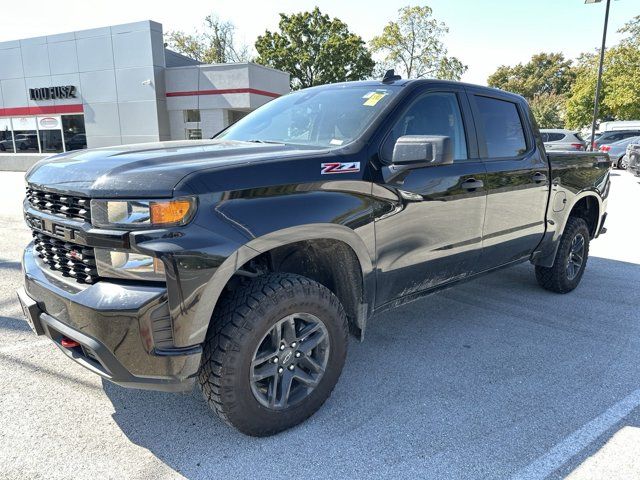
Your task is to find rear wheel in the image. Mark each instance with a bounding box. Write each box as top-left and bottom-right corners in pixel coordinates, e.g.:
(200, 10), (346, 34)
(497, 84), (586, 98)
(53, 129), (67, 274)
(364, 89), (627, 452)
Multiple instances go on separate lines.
(535, 216), (590, 293)
(198, 273), (348, 436)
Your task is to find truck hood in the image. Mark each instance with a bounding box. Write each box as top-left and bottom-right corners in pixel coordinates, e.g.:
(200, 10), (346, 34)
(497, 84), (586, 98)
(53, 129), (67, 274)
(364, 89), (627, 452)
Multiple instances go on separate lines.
(26, 140), (327, 198)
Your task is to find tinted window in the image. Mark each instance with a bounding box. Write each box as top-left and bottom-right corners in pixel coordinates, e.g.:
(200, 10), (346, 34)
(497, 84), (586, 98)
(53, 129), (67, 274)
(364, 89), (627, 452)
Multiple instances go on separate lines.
(13, 131), (39, 152)
(39, 130), (63, 153)
(475, 96), (527, 158)
(62, 115), (87, 151)
(543, 132), (564, 142)
(382, 92), (467, 162)
(0, 123), (13, 153)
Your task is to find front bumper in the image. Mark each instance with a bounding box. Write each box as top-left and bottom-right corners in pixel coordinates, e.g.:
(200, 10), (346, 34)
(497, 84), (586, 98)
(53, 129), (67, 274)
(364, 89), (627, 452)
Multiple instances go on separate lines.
(20, 245), (202, 392)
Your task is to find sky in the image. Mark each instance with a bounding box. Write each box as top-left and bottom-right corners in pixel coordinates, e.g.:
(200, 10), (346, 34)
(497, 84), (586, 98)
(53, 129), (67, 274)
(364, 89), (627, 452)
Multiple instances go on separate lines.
(1, 0), (638, 85)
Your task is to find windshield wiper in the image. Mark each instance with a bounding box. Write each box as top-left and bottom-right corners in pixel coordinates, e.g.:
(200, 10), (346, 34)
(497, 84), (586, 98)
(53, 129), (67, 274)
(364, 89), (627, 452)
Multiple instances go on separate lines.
(245, 139), (285, 144)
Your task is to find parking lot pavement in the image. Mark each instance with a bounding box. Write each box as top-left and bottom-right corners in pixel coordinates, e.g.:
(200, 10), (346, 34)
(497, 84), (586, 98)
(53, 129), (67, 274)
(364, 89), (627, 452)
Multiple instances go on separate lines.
(1, 170), (639, 480)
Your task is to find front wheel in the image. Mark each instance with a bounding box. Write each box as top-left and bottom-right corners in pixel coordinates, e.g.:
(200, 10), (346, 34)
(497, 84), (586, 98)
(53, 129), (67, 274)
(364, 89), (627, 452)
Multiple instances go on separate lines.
(198, 273), (348, 436)
(535, 216), (590, 293)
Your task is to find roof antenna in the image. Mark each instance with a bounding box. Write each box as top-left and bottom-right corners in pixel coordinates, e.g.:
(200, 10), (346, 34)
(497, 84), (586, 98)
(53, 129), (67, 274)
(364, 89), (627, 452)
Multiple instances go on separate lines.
(382, 69), (402, 83)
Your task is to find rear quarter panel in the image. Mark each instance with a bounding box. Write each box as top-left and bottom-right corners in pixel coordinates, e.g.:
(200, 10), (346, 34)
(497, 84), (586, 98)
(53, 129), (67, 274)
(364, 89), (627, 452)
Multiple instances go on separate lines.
(532, 151), (611, 266)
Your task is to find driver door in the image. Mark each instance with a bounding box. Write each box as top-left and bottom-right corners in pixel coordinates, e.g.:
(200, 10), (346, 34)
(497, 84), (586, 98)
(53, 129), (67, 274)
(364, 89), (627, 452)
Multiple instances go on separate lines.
(374, 87), (487, 306)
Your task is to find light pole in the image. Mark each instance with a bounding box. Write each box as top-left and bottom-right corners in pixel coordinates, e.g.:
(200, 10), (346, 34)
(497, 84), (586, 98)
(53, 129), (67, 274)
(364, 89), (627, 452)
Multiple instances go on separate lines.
(585, 0), (612, 150)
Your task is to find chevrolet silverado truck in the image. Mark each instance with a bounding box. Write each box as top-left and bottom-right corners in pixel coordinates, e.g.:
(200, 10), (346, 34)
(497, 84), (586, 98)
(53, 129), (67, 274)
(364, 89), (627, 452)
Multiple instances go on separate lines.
(17, 76), (611, 436)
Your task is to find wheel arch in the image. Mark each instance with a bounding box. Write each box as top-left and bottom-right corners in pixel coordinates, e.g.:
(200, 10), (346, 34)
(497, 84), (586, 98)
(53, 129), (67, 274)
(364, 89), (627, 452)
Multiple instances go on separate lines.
(566, 192), (602, 239)
(193, 224), (375, 343)
(532, 190), (603, 268)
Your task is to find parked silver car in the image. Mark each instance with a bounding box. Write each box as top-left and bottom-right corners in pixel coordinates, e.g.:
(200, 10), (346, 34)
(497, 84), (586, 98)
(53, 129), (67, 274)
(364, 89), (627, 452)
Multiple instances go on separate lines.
(540, 129), (586, 151)
(599, 135), (640, 169)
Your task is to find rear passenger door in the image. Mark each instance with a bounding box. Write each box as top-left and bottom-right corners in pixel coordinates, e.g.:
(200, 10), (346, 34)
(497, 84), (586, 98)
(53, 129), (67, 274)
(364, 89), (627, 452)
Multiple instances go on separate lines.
(467, 90), (549, 270)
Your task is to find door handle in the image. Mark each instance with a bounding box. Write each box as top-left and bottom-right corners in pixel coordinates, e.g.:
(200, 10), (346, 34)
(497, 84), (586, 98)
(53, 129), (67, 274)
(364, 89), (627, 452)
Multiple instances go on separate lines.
(461, 178), (484, 191)
(532, 172), (547, 183)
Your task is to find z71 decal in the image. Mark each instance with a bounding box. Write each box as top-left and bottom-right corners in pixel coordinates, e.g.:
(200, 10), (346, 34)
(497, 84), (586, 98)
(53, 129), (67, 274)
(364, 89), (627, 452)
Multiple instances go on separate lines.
(321, 162), (360, 174)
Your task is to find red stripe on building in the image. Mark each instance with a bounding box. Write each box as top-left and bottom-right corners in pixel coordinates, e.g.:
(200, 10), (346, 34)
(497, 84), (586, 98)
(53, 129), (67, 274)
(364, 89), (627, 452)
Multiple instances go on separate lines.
(166, 88), (281, 98)
(0, 104), (84, 117)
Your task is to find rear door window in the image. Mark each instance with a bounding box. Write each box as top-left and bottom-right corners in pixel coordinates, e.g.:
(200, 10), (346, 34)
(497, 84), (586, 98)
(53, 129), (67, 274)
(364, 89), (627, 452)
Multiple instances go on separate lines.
(622, 132), (640, 139)
(474, 96), (527, 158)
(544, 133), (564, 142)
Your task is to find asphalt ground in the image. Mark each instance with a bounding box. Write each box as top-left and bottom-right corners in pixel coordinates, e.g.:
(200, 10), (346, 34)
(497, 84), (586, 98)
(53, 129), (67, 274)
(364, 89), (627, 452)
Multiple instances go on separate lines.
(0, 169), (639, 479)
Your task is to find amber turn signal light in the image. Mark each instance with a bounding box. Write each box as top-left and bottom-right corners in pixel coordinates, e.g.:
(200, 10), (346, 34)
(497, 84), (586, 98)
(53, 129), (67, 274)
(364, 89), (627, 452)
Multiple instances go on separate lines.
(149, 199), (194, 226)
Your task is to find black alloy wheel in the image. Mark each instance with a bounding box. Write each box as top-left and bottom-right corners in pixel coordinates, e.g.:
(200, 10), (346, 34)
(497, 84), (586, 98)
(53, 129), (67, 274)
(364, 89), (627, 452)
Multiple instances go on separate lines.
(250, 313), (330, 410)
(565, 233), (585, 281)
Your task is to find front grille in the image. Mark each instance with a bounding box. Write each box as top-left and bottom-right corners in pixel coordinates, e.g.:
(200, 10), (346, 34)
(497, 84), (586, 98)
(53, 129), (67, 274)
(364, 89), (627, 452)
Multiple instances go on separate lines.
(26, 187), (91, 222)
(33, 232), (99, 284)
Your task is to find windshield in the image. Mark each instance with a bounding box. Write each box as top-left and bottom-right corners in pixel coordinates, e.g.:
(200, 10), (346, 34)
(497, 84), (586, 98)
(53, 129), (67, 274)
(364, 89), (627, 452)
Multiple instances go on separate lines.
(217, 85), (399, 148)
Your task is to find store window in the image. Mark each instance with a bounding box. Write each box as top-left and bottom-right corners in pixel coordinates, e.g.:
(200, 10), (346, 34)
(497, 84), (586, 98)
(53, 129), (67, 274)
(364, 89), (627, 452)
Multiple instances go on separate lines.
(12, 117), (39, 153)
(184, 110), (201, 123)
(62, 115), (87, 151)
(186, 128), (202, 140)
(0, 119), (14, 153)
(228, 110), (248, 126)
(38, 117), (64, 154)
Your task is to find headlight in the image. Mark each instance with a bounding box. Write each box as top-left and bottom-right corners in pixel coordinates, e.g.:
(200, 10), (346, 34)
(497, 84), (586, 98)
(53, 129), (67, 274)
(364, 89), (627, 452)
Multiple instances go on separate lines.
(90, 197), (196, 229)
(94, 249), (165, 281)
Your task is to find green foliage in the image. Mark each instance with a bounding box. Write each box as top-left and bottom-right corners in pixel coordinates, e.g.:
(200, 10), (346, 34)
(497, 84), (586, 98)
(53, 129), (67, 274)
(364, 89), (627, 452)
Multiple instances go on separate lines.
(603, 45), (640, 120)
(565, 18), (640, 129)
(565, 53), (604, 129)
(487, 52), (575, 100)
(370, 6), (467, 80)
(530, 93), (565, 129)
(254, 7), (375, 89)
(165, 15), (249, 64)
(490, 16), (640, 130)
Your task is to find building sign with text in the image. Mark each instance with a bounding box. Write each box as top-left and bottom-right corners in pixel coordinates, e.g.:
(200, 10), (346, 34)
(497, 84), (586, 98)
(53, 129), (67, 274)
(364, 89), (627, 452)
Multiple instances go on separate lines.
(29, 86), (77, 101)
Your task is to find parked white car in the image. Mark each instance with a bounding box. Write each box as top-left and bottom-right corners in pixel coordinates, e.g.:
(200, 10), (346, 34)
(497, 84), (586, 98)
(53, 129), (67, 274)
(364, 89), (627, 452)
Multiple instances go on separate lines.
(540, 129), (586, 151)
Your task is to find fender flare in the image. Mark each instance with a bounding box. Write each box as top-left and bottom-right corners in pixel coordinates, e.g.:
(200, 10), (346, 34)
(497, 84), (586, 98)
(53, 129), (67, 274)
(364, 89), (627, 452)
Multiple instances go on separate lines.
(189, 223), (375, 344)
(558, 190), (603, 238)
(532, 190), (603, 268)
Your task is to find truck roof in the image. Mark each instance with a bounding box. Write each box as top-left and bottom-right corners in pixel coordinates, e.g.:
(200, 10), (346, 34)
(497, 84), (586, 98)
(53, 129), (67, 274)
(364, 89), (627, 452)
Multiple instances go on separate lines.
(306, 78), (526, 103)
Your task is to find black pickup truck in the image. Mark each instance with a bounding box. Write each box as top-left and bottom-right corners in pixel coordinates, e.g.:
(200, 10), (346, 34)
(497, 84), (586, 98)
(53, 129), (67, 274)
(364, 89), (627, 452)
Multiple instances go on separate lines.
(17, 77), (610, 436)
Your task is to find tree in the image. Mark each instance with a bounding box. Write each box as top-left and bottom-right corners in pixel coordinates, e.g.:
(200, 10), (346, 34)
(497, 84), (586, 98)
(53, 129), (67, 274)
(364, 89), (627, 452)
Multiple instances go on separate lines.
(565, 17), (640, 129)
(165, 15), (249, 64)
(254, 8), (374, 89)
(529, 93), (565, 128)
(487, 52), (576, 100)
(564, 54), (604, 129)
(370, 6), (467, 80)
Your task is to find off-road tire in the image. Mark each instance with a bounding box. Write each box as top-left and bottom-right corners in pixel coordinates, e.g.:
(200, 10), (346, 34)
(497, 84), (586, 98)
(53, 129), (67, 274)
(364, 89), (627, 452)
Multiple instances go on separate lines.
(535, 216), (590, 293)
(198, 273), (348, 436)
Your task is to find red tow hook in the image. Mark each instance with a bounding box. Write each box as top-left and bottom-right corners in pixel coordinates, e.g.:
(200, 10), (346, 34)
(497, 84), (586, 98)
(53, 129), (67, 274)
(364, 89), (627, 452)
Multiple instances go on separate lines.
(60, 337), (80, 348)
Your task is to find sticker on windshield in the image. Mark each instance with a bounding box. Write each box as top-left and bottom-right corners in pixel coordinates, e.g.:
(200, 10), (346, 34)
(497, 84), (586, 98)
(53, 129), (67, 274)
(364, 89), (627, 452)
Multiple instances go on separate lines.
(329, 139), (344, 146)
(363, 92), (387, 106)
(321, 162), (360, 174)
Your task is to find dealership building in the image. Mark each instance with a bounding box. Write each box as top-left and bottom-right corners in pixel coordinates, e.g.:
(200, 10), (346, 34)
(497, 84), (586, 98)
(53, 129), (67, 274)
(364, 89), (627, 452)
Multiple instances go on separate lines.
(0, 20), (290, 170)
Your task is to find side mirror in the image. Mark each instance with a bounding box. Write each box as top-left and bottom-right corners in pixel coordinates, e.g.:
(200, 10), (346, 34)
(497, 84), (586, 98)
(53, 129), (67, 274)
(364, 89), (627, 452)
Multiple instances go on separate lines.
(391, 135), (453, 167)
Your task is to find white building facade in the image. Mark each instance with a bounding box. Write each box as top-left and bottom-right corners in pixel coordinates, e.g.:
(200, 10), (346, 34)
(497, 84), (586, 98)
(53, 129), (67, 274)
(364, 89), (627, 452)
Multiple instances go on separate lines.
(0, 20), (290, 170)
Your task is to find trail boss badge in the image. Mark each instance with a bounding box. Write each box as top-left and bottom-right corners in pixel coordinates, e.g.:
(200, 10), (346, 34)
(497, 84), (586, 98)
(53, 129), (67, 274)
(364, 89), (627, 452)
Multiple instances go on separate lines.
(320, 162), (360, 174)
